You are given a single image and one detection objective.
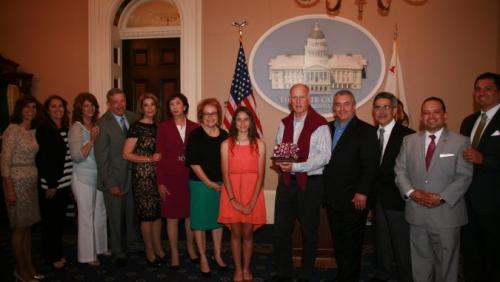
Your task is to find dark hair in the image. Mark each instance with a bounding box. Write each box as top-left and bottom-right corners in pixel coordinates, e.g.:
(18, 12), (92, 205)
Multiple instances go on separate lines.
(228, 106), (260, 153)
(334, 89), (357, 105)
(137, 93), (159, 119)
(396, 99), (410, 126)
(197, 98), (222, 125)
(10, 95), (42, 129)
(373, 92), (397, 108)
(165, 93), (189, 119)
(474, 72), (500, 89)
(72, 92), (99, 124)
(422, 96), (446, 113)
(43, 95), (70, 129)
(106, 88), (124, 101)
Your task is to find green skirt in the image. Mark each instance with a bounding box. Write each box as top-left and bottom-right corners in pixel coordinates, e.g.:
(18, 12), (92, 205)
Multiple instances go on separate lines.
(189, 180), (223, 230)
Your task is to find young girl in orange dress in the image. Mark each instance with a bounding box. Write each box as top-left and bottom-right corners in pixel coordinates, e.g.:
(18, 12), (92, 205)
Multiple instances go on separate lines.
(218, 106), (266, 282)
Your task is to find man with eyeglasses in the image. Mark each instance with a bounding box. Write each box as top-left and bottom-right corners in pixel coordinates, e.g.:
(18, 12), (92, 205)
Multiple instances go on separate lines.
(460, 72), (500, 282)
(370, 92), (414, 282)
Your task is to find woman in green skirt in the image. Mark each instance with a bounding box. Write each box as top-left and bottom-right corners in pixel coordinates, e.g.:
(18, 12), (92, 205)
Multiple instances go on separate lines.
(185, 98), (228, 277)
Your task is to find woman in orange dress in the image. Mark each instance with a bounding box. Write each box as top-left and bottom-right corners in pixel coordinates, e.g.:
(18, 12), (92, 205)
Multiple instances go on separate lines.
(218, 106), (266, 282)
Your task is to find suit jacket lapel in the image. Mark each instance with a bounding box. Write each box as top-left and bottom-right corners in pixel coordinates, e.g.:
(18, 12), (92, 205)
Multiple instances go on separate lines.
(382, 123), (400, 165)
(478, 109), (500, 149)
(332, 116), (358, 155)
(107, 111), (127, 137)
(417, 131), (427, 172)
(428, 128), (449, 172)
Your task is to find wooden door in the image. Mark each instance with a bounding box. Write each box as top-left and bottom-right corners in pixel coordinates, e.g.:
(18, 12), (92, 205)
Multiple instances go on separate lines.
(122, 38), (180, 120)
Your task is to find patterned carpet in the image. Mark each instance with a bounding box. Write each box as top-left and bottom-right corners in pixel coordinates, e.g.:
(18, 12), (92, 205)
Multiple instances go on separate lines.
(0, 222), (384, 282)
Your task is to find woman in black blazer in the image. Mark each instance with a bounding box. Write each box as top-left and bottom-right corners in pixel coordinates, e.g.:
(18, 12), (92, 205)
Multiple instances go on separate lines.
(36, 95), (73, 269)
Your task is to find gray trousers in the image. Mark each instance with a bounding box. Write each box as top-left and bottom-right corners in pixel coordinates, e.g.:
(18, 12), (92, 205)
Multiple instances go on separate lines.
(373, 201), (413, 282)
(103, 189), (141, 259)
(410, 225), (460, 282)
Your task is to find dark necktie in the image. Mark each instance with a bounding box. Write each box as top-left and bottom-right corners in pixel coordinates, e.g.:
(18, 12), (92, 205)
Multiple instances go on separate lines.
(425, 134), (436, 170)
(471, 113), (487, 148)
(120, 116), (128, 135)
(379, 128), (385, 163)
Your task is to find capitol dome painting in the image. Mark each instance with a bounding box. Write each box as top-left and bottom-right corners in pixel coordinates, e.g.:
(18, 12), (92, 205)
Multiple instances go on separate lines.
(269, 22), (368, 93)
(250, 15), (385, 116)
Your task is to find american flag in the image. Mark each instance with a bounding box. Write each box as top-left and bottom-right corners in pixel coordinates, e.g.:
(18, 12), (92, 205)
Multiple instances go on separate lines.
(223, 41), (263, 137)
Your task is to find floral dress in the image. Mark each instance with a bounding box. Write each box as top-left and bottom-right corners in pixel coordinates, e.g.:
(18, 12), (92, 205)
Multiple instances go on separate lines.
(127, 121), (160, 221)
(0, 124), (41, 227)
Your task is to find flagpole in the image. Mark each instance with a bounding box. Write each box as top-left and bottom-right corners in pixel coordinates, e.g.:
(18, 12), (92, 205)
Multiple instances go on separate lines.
(223, 21), (264, 137)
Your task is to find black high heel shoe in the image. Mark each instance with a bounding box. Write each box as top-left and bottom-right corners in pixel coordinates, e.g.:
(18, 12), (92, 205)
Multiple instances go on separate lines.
(211, 256), (228, 271)
(187, 251), (200, 264)
(156, 254), (166, 265)
(200, 269), (212, 278)
(146, 258), (162, 267)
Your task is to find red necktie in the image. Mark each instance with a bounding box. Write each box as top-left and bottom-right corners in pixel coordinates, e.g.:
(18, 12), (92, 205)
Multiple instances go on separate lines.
(425, 134), (436, 170)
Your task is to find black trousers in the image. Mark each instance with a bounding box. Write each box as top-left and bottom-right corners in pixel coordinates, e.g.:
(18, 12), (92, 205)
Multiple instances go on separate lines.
(273, 176), (323, 279)
(39, 187), (69, 263)
(461, 208), (500, 282)
(372, 201), (413, 282)
(326, 206), (368, 282)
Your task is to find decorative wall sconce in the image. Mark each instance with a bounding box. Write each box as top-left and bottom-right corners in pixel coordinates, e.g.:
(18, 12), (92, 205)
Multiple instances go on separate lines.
(294, 0), (426, 20)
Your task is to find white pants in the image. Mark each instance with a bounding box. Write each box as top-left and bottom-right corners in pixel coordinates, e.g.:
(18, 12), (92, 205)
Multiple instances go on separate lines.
(71, 174), (108, 263)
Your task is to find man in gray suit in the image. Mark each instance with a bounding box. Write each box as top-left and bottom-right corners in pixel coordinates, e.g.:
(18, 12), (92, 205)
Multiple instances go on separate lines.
(395, 97), (473, 282)
(95, 88), (139, 267)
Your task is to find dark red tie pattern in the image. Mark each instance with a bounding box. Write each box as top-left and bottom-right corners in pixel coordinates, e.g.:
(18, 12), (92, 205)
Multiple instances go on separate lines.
(425, 134), (436, 170)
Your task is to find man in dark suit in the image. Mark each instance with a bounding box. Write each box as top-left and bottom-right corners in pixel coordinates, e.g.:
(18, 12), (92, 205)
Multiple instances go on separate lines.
(460, 72), (500, 282)
(95, 88), (139, 267)
(324, 90), (379, 282)
(370, 92), (415, 282)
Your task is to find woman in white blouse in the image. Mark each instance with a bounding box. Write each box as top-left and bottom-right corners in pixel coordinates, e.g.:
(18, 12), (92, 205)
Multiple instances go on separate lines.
(68, 93), (108, 266)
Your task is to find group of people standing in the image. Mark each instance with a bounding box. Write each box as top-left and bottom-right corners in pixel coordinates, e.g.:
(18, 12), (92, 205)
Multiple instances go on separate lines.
(1, 88), (267, 282)
(2, 71), (499, 282)
(267, 72), (500, 282)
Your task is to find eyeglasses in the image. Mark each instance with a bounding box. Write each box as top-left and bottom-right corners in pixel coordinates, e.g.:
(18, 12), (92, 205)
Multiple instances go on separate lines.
(202, 112), (218, 117)
(373, 105), (394, 111)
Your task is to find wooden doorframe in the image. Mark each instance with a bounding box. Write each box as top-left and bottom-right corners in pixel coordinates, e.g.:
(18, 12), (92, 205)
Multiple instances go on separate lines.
(88, 0), (201, 121)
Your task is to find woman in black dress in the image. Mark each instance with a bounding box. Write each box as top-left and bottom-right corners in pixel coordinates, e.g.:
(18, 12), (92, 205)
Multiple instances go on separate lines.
(122, 93), (163, 266)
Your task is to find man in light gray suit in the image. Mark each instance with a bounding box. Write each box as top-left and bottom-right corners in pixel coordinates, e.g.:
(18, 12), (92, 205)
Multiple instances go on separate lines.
(395, 97), (473, 282)
(95, 88), (139, 267)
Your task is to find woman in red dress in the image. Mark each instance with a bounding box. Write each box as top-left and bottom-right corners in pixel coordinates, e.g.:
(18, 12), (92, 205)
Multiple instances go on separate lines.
(218, 106), (267, 282)
(156, 93), (199, 268)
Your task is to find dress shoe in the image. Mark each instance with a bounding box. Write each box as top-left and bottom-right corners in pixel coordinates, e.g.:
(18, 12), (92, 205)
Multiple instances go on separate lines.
(32, 273), (46, 280)
(114, 257), (127, 268)
(14, 271), (37, 282)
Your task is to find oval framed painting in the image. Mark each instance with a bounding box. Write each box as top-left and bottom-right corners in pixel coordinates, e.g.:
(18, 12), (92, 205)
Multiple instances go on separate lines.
(249, 14), (385, 117)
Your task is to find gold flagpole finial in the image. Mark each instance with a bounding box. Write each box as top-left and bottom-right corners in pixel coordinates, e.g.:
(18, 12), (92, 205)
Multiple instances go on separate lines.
(232, 21), (248, 41)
